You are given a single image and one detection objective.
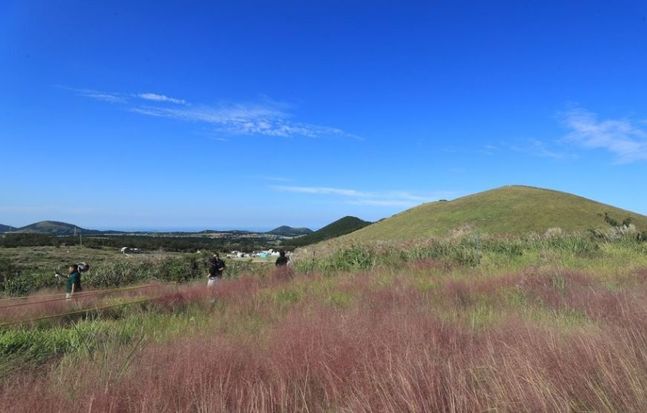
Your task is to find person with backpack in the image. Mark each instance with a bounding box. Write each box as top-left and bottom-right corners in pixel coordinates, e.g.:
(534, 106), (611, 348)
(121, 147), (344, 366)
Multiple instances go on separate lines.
(207, 253), (225, 287)
(274, 250), (294, 279)
(275, 250), (289, 267)
(59, 264), (82, 300)
(55, 262), (89, 300)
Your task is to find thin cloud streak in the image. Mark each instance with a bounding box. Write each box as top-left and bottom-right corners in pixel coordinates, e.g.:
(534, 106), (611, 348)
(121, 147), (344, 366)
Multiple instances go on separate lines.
(273, 185), (366, 197)
(347, 199), (420, 207)
(130, 104), (357, 139)
(562, 108), (647, 163)
(137, 93), (186, 105)
(70, 88), (127, 103)
(259, 176), (293, 183)
(66, 86), (357, 139)
(272, 185), (456, 208)
(508, 139), (572, 160)
(64, 87), (186, 105)
(525, 139), (569, 160)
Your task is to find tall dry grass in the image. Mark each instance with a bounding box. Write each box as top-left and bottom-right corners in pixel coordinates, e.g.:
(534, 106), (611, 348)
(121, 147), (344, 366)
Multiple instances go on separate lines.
(4, 267), (647, 412)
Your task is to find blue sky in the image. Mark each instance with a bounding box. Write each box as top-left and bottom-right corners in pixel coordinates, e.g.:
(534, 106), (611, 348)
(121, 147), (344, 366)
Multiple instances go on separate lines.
(1, 0), (646, 230)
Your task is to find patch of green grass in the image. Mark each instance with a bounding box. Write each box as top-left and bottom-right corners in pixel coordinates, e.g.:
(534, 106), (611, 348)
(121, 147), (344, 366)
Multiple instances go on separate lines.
(274, 289), (302, 306)
(331, 185), (647, 241)
(326, 291), (353, 308)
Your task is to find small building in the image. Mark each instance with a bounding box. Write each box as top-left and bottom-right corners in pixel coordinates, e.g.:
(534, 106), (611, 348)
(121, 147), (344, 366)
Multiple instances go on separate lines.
(120, 247), (141, 254)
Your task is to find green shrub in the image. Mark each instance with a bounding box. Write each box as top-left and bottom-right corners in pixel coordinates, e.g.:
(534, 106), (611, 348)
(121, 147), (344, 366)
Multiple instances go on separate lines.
(638, 231), (647, 243)
(0, 258), (19, 293)
(89, 261), (151, 288)
(327, 245), (376, 271)
(3, 272), (58, 296)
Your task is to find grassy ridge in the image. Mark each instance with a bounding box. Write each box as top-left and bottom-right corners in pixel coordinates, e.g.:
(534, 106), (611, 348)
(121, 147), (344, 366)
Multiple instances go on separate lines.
(11, 220), (99, 235)
(285, 216), (371, 247)
(336, 185), (647, 242)
(267, 226), (313, 236)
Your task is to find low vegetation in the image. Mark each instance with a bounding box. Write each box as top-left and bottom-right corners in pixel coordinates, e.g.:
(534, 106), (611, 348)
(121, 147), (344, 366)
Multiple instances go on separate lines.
(294, 228), (647, 273)
(0, 247), (268, 296)
(0, 232), (278, 252)
(1, 231), (647, 411)
(338, 185), (647, 241)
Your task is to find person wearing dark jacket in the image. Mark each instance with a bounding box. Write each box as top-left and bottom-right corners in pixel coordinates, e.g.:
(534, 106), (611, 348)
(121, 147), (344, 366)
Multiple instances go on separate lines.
(275, 250), (289, 267)
(63, 264), (82, 300)
(207, 253), (226, 287)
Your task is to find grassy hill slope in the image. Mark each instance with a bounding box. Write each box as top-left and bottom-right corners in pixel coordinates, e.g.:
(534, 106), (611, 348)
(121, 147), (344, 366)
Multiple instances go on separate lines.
(267, 226), (313, 237)
(14, 221), (100, 235)
(336, 185), (647, 242)
(286, 216), (371, 247)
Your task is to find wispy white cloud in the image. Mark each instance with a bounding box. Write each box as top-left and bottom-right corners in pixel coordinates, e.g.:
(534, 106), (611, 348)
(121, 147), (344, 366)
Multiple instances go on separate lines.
(130, 103), (356, 139)
(507, 139), (572, 160)
(259, 176), (292, 183)
(68, 88), (126, 103)
(137, 93), (186, 105)
(271, 185), (456, 208)
(346, 199), (421, 207)
(272, 185), (366, 197)
(66, 86), (357, 139)
(525, 139), (569, 160)
(562, 108), (647, 163)
(64, 87), (186, 105)
(483, 137), (576, 161)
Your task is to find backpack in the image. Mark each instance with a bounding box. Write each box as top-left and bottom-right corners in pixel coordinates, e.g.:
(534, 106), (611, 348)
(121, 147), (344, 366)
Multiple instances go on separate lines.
(209, 258), (223, 276)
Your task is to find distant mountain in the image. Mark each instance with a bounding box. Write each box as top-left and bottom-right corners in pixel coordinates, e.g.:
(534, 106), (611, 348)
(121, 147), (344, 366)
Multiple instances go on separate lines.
(0, 224), (16, 233)
(13, 221), (101, 236)
(267, 226), (314, 237)
(286, 216), (372, 247)
(329, 185), (647, 243)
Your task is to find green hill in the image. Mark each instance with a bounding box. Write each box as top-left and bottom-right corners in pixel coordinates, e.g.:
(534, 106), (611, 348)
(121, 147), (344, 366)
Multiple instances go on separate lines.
(267, 226), (313, 237)
(0, 224), (16, 233)
(286, 216), (372, 247)
(15, 221), (99, 236)
(333, 186), (647, 242)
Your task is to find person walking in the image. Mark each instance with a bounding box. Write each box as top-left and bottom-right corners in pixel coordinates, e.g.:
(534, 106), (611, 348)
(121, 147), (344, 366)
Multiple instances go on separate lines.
(275, 250), (289, 267)
(274, 250), (293, 279)
(207, 253), (225, 287)
(61, 264), (82, 300)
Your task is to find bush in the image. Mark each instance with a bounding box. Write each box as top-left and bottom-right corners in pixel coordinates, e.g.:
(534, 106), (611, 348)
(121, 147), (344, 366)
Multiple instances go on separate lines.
(0, 234), (60, 248)
(157, 256), (203, 283)
(2, 272), (59, 296)
(638, 231), (647, 243)
(330, 245), (376, 271)
(89, 261), (151, 288)
(0, 258), (18, 292)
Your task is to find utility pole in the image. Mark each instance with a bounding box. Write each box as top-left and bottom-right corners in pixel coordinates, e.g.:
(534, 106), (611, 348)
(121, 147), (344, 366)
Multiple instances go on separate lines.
(76, 226), (83, 247)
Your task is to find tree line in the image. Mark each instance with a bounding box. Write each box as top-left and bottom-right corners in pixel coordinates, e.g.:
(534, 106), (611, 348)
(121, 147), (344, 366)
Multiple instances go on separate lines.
(0, 233), (276, 252)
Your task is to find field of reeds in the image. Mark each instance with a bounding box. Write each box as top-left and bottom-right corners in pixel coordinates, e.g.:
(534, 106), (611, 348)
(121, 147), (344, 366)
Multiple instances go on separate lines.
(2, 233), (647, 412)
(0, 246), (267, 296)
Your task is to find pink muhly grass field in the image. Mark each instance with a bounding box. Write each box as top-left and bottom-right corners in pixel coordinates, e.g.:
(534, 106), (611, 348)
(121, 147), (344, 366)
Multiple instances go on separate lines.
(4, 268), (647, 411)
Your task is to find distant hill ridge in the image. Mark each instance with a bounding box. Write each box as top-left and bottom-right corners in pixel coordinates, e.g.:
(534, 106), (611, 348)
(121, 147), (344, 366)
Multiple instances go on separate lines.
(330, 185), (647, 243)
(0, 224), (16, 233)
(267, 226), (314, 237)
(286, 216), (372, 246)
(10, 221), (100, 236)
(4, 221), (314, 236)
